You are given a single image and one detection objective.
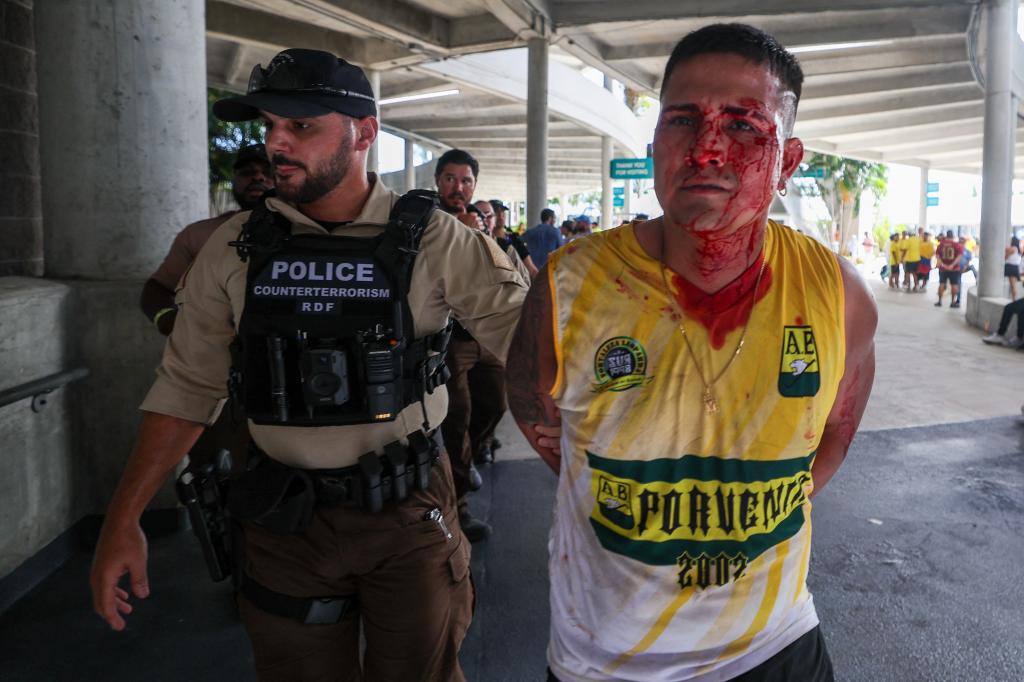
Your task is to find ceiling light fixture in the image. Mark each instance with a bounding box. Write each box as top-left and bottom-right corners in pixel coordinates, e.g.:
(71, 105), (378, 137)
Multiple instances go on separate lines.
(379, 89), (460, 106)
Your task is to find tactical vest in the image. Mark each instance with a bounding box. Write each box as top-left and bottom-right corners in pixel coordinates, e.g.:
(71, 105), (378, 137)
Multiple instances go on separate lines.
(228, 190), (451, 428)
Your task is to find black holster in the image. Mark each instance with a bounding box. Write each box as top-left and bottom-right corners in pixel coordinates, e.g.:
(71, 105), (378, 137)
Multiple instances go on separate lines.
(227, 456), (316, 535)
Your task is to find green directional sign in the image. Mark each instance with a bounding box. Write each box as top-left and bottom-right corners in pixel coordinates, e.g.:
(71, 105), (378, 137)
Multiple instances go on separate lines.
(803, 167), (827, 178)
(613, 186), (625, 197)
(610, 158), (653, 179)
(613, 197), (624, 208)
(926, 196), (939, 207)
(927, 182), (940, 193)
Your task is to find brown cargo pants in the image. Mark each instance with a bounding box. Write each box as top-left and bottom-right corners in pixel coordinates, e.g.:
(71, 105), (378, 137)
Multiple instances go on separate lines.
(237, 453), (474, 682)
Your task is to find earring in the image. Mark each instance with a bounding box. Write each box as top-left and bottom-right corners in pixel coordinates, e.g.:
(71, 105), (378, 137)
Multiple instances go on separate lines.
(778, 186), (788, 196)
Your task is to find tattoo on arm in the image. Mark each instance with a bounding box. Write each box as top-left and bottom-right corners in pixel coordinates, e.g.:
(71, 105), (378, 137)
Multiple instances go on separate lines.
(507, 264), (559, 426)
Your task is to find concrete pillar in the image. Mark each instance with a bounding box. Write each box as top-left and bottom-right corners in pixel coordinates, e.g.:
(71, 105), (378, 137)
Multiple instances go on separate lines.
(601, 75), (613, 230)
(918, 167), (929, 231)
(404, 138), (416, 192)
(35, 0), (207, 280)
(367, 69), (381, 177)
(0, 0), (44, 277)
(526, 37), (548, 230)
(978, 0), (1017, 298)
(33, 0), (206, 513)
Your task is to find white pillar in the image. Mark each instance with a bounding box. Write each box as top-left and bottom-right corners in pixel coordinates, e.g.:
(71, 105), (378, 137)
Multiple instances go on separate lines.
(404, 138), (416, 192)
(368, 69), (381, 177)
(918, 166), (929, 231)
(36, 0), (208, 279)
(601, 75), (614, 230)
(978, 0), (1017, 298)
(527, 38), (549, 230)
(623, 179), (632, 221)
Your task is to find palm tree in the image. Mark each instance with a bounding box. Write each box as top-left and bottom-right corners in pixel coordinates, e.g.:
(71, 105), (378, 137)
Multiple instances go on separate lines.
(800, 153), (888, 255)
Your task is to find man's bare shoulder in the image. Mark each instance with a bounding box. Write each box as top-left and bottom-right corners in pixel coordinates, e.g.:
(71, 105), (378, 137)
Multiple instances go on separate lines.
(834, 255), (878, 349)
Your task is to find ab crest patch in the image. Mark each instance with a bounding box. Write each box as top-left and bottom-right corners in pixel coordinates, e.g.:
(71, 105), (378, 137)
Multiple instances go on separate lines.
(778, 325), (820, 397)
(592, 336), (651, 393)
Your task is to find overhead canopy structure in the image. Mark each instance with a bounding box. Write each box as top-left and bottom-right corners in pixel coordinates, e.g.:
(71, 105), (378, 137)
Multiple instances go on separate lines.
(205, 0), (1024, 196)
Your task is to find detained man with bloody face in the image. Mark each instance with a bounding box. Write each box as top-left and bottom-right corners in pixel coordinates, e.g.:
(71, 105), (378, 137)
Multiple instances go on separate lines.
(507, 24), (876, 682)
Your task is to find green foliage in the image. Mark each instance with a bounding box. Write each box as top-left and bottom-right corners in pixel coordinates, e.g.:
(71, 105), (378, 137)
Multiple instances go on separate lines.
(207, 87), (265, 196)
(872, 218), (891, 252)
(801, 152), (888, 211)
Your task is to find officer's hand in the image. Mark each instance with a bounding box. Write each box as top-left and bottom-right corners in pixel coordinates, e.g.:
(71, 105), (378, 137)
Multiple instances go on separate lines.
(534, 422), (561, 456)
(90, 519), (150, 631)
(455, 211), (484, 232)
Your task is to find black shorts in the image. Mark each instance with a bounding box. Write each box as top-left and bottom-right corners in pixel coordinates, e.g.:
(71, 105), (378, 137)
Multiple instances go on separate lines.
(1005, 263), (1021, 280)
(903, 261), (918, 274)
(939, 270), (962, 285)
(547, 626), (835, 682)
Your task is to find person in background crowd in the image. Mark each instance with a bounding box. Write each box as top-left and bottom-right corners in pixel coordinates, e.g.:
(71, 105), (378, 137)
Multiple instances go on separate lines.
(524, 208), (564, 270)
(475, 200), (532, 282)
(559, 219), (575, 242)
(435, 149), (515, 542)
(888, 233), (901, 289)
(956, 236), (978, 303)
(1005, 235), (1021, 300)
(138, 144), (271, 470)
(917, 230), (934, 292)
(490, 199), (537, 279)
(935, 229), (964, 308)
(901, 228), (921, 290)
(141, 143), (272, 336)
(982, 296), (1024, 349)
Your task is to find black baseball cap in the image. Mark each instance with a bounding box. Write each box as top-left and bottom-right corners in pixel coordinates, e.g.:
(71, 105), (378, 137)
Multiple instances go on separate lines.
(214, 48), (377, 122)
(489, 199), (509, 212)
(232, 143), (268, 168)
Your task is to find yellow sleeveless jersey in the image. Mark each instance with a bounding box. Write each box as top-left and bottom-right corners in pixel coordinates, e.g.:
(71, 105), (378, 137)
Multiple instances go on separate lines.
(545, 220), (845, 681)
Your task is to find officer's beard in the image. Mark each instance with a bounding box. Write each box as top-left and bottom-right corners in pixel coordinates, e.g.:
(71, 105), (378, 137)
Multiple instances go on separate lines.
(272, 136), (351, 205)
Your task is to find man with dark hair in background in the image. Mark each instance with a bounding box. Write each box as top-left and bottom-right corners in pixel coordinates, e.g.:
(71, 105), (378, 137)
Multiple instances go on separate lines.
(935, 229), (964, 308)
(141, 143), (272, 336)
(435, 149), (516, 541)
(524, 207), (563, 270)
(509, 24), (875, 681)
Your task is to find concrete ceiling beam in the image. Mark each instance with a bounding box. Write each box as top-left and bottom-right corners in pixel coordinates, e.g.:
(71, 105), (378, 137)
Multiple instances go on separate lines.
(552, 0), (968, 26)
(798, 38), (965, 77)
(601, 6), (972, 61)
(802, 62), (973, 100)
(206, 1), (414, 68)
(552, 33), (658, 93)
(891, 142), (1024, 166)
(798, 84), (981, 121)
(830, 118), (986, 150)
(382, 96), (518, 119)
(794, 101), (985, 138)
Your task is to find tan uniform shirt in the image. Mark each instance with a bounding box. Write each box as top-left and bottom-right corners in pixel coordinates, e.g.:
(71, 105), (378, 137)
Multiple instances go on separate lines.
(150, 212), (239, 290)
(140, 177), (528, 469)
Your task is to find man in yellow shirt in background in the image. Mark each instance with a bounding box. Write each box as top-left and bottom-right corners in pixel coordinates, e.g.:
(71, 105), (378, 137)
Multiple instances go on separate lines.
(917, 229), (935, 292)
(901, 229), (921, 290)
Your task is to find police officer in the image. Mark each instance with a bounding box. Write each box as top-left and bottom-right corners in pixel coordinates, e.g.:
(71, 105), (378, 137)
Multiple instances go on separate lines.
(434, 149), (511, 542)
(90, 49), (527, 681)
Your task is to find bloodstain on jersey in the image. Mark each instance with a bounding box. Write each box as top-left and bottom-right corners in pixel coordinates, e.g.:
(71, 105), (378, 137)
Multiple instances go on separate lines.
(669, 254), (773, 349)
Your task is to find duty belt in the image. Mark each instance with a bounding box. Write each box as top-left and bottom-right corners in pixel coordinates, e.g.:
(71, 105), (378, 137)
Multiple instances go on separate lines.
(250, 429), (443, 515)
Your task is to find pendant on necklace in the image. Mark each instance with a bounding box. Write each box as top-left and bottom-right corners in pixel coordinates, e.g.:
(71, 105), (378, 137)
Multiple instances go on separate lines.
(703, 388), (718, 414)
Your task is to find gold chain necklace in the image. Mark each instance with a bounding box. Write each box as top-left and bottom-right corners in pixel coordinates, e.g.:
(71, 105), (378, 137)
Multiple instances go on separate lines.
(658, 235), (767, 415)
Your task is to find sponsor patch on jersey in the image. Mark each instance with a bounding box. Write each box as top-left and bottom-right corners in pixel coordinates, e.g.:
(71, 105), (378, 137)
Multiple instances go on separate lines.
(587, 451), (813, 590)
(592, 336), (652, 393)
(778, 325), (820, 397)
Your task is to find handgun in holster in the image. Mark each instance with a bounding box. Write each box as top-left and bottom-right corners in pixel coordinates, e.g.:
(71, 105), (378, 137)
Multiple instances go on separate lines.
(176, 449), (235, 583)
